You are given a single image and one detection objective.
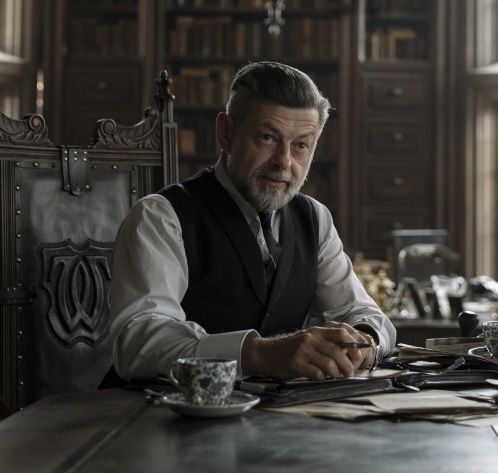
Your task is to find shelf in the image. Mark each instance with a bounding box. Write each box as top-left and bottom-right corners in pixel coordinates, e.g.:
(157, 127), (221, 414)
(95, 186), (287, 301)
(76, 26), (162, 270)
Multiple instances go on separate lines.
(65, 56), (142, 65)
(163, 6), (352, 18)
(166, 56), (339, 69)
(361, 59), (430, 70)
(68, 5), (137, 17)
(366, 11), (429, 22)
(176, 105), (223, 113)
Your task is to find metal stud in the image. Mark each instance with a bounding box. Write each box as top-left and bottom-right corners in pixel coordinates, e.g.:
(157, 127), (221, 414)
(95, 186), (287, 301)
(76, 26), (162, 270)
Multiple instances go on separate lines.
(33, 162), (39, 167)
(16, 257), (22, 263)
(131, 188), (137, 194)
(15, 162), (20, 166)
(16, 234), (21, 238)
(16, 210), (21, 215)
(15, 185), (20, 190)
(112, 165), (117, 170)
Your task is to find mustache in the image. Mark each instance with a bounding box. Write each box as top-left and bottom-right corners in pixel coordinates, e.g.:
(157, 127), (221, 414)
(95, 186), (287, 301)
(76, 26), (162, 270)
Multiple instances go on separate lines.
(255, 170), (294, 183)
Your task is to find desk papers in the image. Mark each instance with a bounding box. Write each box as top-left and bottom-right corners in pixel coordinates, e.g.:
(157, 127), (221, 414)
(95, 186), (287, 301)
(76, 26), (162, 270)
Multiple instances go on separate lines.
(266, 388), (498, 426)
(396, 343), (498, 368)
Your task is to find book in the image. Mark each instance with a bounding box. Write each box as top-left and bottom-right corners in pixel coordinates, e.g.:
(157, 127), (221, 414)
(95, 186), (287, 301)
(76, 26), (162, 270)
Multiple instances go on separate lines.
(236, 376), (393, 407)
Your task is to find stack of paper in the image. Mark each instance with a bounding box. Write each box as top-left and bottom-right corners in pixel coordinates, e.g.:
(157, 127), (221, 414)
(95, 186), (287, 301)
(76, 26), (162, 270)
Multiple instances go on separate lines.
(267, 388), (498, 427)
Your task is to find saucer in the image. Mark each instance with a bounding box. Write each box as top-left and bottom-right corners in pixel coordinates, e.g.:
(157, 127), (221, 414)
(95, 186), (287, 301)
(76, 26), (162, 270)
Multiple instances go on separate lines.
(468, 346), (492, 358)
(160, 391), (260, 418)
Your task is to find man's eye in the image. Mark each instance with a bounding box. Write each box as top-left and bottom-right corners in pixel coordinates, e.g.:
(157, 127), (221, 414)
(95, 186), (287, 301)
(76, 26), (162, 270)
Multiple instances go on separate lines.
(260, 134), (275, 143)
(296, 142), (309, 151)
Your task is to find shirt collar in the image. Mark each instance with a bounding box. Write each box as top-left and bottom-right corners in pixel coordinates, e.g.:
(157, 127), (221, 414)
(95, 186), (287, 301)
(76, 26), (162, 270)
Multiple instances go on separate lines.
(214, 156), (260, 224)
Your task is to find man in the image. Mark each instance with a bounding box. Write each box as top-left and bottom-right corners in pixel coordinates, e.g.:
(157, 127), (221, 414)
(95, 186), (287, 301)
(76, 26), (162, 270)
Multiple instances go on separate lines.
(110, 61), (396, 382)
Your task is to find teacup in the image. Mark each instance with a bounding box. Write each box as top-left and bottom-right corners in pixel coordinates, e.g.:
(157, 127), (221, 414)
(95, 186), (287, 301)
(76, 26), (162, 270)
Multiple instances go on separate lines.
(168, 358), (237, 406)
(482, 321), (498, 358)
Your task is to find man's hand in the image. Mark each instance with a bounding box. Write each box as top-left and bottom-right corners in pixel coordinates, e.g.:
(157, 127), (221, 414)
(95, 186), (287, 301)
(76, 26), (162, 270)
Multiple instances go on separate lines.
(241, 323), (375, 380)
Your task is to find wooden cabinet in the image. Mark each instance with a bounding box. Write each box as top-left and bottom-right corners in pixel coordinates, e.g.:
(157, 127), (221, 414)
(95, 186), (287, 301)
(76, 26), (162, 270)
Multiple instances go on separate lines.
(350, 0), (442, 258)
(45, 0), (156, 145)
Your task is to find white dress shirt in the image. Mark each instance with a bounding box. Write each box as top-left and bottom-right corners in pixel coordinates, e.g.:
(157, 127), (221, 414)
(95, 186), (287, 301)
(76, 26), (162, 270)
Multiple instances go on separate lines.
(110, 158), (396, 380)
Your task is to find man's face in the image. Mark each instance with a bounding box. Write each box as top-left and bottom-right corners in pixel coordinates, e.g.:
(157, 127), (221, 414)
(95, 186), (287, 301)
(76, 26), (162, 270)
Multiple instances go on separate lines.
(220, 102), (321, 212)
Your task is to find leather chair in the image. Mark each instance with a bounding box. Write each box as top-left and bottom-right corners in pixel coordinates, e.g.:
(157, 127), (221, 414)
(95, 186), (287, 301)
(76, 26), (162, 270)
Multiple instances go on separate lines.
(0, 71), (178, 412)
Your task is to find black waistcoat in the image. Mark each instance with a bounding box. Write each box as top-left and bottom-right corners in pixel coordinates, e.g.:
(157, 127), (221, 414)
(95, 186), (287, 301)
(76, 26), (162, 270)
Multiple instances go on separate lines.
(160, 168), (318, 336)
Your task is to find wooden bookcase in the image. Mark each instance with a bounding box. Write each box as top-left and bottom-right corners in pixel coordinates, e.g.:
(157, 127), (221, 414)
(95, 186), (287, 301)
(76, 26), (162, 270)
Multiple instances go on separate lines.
(157, 0), (353, 228)
(45, 0), (156, 145)
(350, 0), (444, 259)
(43, 0), (448, 260)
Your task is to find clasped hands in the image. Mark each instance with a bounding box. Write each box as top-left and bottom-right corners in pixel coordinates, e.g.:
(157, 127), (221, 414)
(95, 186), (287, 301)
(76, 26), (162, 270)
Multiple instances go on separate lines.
(241, 321), (376, 380)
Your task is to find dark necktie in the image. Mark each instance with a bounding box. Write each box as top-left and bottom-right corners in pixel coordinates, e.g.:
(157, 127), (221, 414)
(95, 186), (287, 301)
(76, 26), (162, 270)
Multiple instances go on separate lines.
(259, 212), (282, 272)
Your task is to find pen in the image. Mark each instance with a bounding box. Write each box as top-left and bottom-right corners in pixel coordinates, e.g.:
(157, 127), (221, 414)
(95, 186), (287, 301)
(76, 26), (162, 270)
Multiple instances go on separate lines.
(335, 342), (372, 349)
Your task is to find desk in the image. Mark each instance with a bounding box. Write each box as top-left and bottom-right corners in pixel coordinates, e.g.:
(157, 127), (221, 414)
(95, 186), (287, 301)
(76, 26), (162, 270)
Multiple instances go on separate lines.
(0, 388), (497, 473)
(393, 318), (461, 346)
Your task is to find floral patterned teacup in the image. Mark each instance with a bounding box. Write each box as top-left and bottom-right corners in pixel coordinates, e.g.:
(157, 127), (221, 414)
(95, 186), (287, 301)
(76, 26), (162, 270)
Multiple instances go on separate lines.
(483, 321), (498, 358)
(169, 358), (237, 406)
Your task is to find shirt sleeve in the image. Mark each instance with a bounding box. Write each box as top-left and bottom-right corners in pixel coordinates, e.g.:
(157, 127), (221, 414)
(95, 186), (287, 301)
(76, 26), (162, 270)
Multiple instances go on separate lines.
(306, 198), (396, 353)
(109, 194), (256, 380)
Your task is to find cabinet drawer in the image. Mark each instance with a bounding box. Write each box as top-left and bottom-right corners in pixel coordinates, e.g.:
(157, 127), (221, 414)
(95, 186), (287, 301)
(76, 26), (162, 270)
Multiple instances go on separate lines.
(362, 165), (431, 205)
(366, 123), (428, 158)
(64, 64), (142, 111)
(360, 209), (432, 254)
(363, 76), (429, 113)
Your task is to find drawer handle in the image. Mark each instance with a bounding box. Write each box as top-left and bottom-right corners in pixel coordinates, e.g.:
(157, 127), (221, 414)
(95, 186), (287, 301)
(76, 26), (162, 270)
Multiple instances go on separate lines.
(392, 132), (404, 142)
(392, 176), (404, 187)
(96, 81), (109, 91)
(391, 87), (404, 97)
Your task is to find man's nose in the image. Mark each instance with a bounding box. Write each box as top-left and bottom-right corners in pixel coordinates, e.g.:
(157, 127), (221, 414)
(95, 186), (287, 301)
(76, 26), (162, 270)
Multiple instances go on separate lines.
(271, 143), (292, 169)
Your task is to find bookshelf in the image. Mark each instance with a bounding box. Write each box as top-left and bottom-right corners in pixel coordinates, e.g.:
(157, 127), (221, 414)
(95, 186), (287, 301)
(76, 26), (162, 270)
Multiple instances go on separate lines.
(46, 0), (156, 145)
(364, 0), (431, 62)
(159, 0), (352, 225)
(350, 0), (441, 259)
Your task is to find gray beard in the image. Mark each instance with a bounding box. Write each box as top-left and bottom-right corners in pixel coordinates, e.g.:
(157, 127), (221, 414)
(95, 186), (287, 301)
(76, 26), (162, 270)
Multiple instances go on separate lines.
(237, 177), (298, 212)
(226, 157), (307, 212)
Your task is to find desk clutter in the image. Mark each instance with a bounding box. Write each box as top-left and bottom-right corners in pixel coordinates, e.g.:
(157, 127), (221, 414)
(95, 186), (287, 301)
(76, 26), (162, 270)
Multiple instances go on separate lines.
(353, 256), (498, 323)
(261, 346), (498, 427)
(141, 337), (498, 425)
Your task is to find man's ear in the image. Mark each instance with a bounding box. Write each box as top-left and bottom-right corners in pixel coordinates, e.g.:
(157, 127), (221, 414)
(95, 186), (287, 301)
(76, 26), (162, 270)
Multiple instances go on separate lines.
(216, 112), (232, 152)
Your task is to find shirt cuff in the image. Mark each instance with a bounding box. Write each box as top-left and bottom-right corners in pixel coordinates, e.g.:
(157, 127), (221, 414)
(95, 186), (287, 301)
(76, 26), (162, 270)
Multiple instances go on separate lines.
(196, 329), (259, 376)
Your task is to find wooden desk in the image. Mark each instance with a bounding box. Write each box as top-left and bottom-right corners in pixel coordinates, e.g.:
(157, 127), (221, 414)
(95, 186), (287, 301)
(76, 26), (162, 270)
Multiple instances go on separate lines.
(393, 318), (461, 346)
(0, 389), (497, 473)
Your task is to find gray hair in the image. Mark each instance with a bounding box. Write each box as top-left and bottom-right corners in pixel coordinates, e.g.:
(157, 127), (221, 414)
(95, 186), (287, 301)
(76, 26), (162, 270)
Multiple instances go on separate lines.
(226, 61), (331, 131)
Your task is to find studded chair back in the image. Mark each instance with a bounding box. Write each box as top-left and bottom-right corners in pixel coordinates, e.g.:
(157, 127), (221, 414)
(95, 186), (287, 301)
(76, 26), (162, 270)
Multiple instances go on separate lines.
(0, 71), (178, 412)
